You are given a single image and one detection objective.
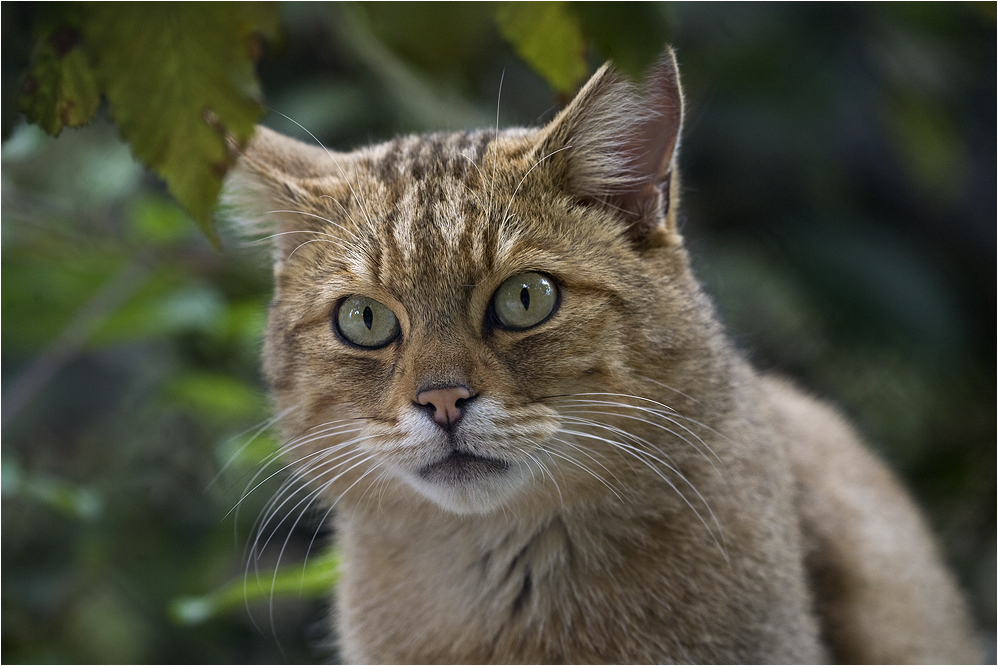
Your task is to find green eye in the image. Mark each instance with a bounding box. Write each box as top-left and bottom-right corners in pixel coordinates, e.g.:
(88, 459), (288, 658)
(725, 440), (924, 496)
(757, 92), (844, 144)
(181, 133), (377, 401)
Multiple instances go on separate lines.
(336, 295), (400, 348)
(493, 272), (559, 330)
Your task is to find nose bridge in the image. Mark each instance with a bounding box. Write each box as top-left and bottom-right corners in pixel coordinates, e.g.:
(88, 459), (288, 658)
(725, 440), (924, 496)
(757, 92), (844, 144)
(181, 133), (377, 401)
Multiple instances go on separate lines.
(406, 336), (474, 392)
(403, 327), (480, 430)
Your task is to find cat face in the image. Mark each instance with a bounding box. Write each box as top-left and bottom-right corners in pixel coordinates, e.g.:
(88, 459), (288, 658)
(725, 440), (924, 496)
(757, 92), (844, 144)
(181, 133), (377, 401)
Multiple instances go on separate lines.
(228, 54), (709, 515)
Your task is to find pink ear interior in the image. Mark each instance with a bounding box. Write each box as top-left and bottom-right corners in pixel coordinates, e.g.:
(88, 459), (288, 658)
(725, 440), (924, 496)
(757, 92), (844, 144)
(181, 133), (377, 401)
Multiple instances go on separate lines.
(534, 51), (685, 242)
(626, 53), (684, 189)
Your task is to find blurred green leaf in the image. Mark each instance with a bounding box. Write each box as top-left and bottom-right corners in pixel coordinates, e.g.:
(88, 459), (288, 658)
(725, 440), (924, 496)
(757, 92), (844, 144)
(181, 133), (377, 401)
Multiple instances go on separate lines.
(94, 282), (226, 346)
(222, 300), (267, 347)
(495, 2), (587, 94)
(171, 548), (341, 625)
(66, 590), (152, 663)
(2, 457), (102, 520)
(1, 248), (131, 353)
(167, 371), (263, 420)
(1, 120), (145, 207)
(885, 93), (966, 202)
(15, 3), (282, 245)
(215, 431), (281, 473)
(360, 2), (496, 74)
(19, 30), (100, 136)
(572, 2), (668, 79)
(155, 287), (226, 333)
(329, 4), (491, 131)
(130, 197), (195, 246)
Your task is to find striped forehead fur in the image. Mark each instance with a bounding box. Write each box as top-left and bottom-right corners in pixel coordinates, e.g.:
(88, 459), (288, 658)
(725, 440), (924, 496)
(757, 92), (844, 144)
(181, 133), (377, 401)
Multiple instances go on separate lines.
(226, 126), (569, 283)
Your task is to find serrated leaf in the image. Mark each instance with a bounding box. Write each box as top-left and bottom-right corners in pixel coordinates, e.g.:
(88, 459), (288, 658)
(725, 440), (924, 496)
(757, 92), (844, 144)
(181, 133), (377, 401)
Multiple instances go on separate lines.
(19, 32), (101, 136)
(81, 4), (280, 245)
(495, 2), (587, 94)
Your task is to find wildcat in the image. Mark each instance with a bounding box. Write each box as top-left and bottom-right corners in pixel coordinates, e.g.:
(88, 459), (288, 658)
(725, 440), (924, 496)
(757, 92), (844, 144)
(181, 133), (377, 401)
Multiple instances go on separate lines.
(225, 50), (978, 663)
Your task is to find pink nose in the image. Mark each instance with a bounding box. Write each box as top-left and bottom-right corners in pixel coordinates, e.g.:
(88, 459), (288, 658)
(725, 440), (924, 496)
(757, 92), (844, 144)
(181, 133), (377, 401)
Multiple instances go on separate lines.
(417, 386), (472, 429)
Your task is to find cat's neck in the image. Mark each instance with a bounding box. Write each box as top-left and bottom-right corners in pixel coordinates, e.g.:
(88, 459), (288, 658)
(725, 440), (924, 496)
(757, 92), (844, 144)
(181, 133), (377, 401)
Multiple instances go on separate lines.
(331, 376), (800, 664)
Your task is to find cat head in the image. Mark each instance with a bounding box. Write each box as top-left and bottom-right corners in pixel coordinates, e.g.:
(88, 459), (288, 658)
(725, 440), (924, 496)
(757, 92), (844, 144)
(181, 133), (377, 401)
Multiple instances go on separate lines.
(226, 51), (724, 515)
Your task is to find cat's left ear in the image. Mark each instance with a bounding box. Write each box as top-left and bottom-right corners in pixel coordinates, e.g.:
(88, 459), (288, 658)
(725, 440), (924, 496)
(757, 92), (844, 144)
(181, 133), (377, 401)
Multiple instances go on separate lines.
(535, 49), (684, 247)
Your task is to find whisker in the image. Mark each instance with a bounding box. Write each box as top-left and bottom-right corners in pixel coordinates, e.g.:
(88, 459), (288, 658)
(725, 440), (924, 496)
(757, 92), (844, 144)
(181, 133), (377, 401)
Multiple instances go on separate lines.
(519, 444), (564, 509)
(558, 405), (719, 476)
(558, 413), (681, 467)
(229, 427), (364, 519)
(260, 211), (359, 241)
(460, 180), (487, 214)
(252, 448), (372, 563)
(320, 195), (367, 237)
(358, 467), (394, 517)
(209, 406), (296, 490)
(557, 425), (727, 561)
(286, 237), (352, 261)
(243, 438), (369, 549)
(550, 435), (629, 490)
(230, 433), (357, 543)
(545, 441), (625, 503)
(302, 459), (384, 570)
(248, 449), (359, 553)
(457, 151), (489, 204)
(555, 394), (723, 467)
(558, 413), (717, 508)
(264, 453), (379, 648)
(488, 69), (505, 219)
(635, 375), (702, 405)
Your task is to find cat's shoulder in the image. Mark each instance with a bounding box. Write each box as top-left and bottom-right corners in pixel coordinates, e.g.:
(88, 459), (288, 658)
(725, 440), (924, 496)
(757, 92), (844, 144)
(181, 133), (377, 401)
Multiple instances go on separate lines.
(757, 373), (886, 483)
(756, 376), (978, 662)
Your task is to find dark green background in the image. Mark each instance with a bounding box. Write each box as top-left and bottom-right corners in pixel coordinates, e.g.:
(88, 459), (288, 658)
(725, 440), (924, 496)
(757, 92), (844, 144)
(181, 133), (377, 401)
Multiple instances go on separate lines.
(3, 3), (994, 662)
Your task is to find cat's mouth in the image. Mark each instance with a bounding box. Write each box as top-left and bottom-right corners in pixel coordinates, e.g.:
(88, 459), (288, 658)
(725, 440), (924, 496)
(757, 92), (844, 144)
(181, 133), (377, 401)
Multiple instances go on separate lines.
(418, 450), (510, 484)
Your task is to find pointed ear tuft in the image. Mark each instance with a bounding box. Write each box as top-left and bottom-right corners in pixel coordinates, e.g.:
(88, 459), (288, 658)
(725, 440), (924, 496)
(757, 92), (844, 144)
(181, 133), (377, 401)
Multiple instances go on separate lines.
(535, 49), (685, 246)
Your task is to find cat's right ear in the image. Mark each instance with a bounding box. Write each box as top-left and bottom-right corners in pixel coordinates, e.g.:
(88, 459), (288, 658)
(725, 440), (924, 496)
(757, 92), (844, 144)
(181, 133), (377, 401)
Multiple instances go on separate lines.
(534, 50), (684, 248)
(223, 126), (349, 271)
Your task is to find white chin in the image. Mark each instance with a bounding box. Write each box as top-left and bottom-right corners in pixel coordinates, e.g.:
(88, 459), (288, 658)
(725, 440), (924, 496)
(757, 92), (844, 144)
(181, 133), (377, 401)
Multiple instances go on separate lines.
(403, 463), (527, 515)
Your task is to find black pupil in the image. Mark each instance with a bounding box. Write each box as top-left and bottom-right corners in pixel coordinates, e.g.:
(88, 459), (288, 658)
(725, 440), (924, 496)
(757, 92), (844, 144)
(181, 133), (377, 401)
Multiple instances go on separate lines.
(363, 306), (373, 330)
(520, 286), (530, 311)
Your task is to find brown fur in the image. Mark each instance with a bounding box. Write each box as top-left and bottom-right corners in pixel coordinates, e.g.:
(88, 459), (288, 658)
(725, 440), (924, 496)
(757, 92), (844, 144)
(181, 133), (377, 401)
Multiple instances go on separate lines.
(224, 51), (978, 663)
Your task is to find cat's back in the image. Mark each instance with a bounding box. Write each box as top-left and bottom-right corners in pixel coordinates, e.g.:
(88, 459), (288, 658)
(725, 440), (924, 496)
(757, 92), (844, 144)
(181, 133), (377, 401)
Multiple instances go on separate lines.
(760, 375), (979, 663)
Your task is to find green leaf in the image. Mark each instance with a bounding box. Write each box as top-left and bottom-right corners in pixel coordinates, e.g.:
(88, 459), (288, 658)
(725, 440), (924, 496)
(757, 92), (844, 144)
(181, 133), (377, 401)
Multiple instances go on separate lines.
(2, 457), (103, 520)
(494, 2), (587, 94)
(571, 2), (669, 80)
(885, 93), (966, 202)
(214, 431), (280, 472)
(171, 548), (341, 625)
(19, 27), (101, 136)
(166, 371), (263, 420)
(129, 196), (195, 246)
(81, 3), (281, 245)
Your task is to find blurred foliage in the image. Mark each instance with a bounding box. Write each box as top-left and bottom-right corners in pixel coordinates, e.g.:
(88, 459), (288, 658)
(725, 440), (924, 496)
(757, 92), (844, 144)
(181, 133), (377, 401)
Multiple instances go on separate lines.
(495, 2), (587, 94)
(171, 548), (340, 627)
(3, 2), (995, 663)
(15, 2), (281, 243)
